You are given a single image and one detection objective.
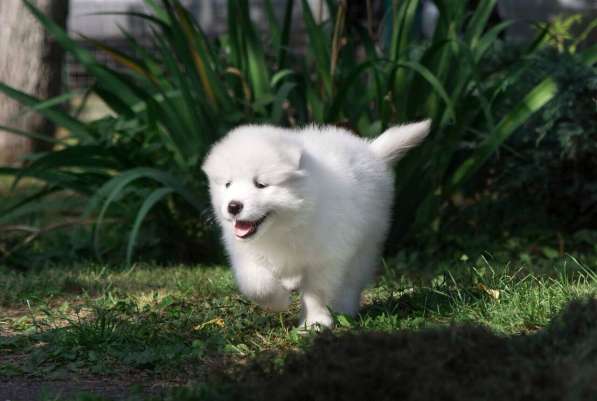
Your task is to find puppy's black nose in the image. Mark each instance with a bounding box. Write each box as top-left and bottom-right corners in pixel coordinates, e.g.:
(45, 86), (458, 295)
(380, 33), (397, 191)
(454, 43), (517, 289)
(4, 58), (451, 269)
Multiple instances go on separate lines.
(227, 201), (243, 216)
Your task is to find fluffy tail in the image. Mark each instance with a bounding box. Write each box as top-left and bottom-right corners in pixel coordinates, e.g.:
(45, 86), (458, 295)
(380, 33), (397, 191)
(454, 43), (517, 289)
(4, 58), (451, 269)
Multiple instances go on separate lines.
(369, 120), (431, 165)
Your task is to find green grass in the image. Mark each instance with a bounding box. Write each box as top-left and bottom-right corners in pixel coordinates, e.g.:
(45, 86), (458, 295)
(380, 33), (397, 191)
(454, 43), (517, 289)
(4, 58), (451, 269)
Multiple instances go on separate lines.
(1, 251), (595, 388)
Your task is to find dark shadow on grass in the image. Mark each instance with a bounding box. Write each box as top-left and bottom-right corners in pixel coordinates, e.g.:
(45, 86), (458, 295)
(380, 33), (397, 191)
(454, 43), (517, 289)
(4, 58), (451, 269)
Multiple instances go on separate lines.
(216, 298), (597, 401)
(2, 298), (595, 401)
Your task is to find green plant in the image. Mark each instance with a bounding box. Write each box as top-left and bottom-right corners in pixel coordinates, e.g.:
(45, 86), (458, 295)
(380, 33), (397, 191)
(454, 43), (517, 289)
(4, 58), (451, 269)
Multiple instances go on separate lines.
(481, 48), (597, 230)
(1, 0), (587, 265)
(538, 13), (597, 54)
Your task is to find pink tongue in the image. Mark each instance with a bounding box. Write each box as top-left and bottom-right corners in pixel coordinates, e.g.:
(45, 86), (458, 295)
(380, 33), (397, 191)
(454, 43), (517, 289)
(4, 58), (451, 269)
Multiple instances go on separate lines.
(234, 221), (255, 237)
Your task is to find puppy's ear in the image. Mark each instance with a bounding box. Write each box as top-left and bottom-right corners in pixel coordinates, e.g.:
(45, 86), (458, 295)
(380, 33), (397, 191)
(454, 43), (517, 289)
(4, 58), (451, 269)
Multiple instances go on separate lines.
(201, 151), (222, 181)
(280, 144), (304, 171)
(261, 144), (306, 184)
(200, 154), (213, 177)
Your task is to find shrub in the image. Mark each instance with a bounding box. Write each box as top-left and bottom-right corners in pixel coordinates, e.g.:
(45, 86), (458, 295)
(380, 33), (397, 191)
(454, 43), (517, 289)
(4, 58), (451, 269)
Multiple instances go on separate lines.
(1, 0), (582, 266)
(486, 49), (597, 230)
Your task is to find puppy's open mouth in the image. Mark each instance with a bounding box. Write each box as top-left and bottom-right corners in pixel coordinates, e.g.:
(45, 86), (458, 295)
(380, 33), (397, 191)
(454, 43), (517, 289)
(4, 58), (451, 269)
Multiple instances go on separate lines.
(234, 213), (269, 239)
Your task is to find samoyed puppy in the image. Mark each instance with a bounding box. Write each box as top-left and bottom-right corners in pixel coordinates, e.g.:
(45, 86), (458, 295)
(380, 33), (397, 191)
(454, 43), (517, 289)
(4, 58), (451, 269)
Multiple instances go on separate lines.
(202, 121), (430, 328)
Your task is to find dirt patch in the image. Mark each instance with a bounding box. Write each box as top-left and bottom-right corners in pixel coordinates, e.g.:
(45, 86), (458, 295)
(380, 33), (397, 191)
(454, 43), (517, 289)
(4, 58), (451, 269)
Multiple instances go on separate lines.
(0, 377), (169, 401)
(237, 298), (597, 401)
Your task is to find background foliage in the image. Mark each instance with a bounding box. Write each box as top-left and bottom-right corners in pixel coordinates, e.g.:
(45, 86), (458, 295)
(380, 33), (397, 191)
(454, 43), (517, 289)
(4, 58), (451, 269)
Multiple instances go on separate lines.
(0, 0), (595, 267)
(486, 49), (596, 230)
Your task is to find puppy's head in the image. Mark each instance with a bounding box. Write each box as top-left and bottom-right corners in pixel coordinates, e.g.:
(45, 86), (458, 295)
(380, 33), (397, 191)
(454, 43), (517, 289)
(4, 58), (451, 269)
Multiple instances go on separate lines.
(202, 125), (307, 241)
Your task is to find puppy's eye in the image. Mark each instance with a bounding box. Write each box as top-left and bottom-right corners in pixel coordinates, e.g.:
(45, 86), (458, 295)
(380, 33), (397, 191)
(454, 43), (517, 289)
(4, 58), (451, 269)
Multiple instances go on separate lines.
(253, 179), (268, 189)
(225, 182), (231, 188)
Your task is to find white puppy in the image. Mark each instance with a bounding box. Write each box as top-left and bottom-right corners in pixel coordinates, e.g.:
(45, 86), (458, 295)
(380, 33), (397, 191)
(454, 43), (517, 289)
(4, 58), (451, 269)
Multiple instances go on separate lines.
(202, 121), (430, 328)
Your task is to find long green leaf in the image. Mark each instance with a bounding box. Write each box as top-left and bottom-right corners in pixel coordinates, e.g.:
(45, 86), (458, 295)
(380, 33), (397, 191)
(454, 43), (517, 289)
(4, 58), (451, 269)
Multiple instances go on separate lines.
(263, 0), (282, 51)
(0, 195), (74, 226)
(464, 0), (496, 49)
(0, 167), (108, 195)
(271, 82), (297, 123)
(238, 0), (272, 100)
(390, 0), (423, 120)
(301, 0), (332, 96)
(389, 60), (456, 121)
(23, 0), (141, 111)
(20, 92), (79, 116)
(126, 187), (174, 265)
(278, 0), (295, 68)
(326, 60), (378, 121)
(448, 77), (558, 190)
(85, 10), (167, 29)
(0, 124), (67, 145)
(89, 167), (204, 257)
(475, 21), (513, 62)
(174, 3), (222, 110)
(389, 0), (420, 61)
(149, 26), (203, 160)
(23, 146), (123, 172)
(0, 82), (94, 141)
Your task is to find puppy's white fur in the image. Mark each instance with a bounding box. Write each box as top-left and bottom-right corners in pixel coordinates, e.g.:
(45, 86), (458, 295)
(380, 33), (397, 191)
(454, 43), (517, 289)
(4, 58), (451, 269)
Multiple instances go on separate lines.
(202, 121), (430, 328)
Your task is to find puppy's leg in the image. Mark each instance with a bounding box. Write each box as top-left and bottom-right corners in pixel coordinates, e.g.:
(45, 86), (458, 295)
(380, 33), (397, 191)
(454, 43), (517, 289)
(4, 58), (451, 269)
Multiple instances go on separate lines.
(330, 245), (380, 316)
(233, 262), (290, 312)
(299, 290), (333, 329)
(330, 285), (361, 316)
(299, 273), (337, 329)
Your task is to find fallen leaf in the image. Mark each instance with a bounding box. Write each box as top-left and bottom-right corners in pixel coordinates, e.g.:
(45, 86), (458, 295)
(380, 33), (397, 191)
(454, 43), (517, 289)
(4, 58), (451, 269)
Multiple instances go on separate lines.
(194, 317), (225, 330)
(478, 283), (500, 300)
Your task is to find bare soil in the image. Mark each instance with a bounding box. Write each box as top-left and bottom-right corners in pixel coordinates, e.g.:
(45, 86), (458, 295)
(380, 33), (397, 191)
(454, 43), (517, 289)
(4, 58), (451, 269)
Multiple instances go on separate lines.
(0, 377), (171, 401)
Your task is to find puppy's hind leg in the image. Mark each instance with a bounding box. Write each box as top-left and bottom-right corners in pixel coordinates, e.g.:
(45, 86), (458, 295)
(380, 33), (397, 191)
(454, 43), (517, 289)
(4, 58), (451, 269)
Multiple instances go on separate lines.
(330, 246), (380, 316)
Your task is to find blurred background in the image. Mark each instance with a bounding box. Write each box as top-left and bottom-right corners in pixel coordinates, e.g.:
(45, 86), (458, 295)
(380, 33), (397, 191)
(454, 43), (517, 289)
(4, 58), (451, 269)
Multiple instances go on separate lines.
(0, 0), (595, 268)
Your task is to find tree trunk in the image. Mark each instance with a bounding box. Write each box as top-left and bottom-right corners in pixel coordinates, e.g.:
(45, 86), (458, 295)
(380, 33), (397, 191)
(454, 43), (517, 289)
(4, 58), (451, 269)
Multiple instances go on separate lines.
(0, 0), (69, 166)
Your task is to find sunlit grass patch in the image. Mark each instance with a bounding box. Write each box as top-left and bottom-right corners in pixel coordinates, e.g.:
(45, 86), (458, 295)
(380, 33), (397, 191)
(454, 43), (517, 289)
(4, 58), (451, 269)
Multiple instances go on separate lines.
(1, 252), (595, 383)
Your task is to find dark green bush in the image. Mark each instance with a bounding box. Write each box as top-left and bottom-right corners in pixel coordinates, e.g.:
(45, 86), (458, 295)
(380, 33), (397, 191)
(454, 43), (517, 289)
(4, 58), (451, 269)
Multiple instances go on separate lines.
(476, 49), (597, 231)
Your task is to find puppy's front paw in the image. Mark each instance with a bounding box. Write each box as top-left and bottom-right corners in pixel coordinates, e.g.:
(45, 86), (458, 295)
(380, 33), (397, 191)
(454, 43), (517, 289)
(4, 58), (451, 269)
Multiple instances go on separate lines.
(298, 312), (334, 331)
(234, 263), (290, 312)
